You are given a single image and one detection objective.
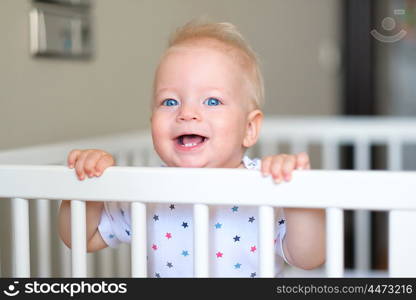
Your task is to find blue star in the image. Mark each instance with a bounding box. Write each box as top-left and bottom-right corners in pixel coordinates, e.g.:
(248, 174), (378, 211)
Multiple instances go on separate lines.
(233, 235), (241, 242)
(234, 263), (242, 269)
(231, 206), (239, 212)
(169, 204), (175, 210)
(214, 223), (222, 229)
(182, 250), (189, 257)
(250, 272), (256, 278)
(155, 273), (160, 278)
(182, 222), (188, 228)
(248, 216), (255, 223)
(125, 229), (130, 236)
(278, 219), (285, 225)
(153, 214), (159, 221)
(109, 234), (114, 239)
(167, 262), (173, 268)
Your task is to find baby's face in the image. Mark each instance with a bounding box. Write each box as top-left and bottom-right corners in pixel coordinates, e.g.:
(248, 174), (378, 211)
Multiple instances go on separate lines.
(151, 43), (255, 168)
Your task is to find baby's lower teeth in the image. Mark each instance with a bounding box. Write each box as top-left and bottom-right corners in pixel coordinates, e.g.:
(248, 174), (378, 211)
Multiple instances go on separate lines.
(184, 143), (197, 147)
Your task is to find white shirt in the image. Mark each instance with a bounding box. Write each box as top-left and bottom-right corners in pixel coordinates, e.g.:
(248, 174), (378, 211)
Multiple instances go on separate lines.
(98, 156), (289, 277)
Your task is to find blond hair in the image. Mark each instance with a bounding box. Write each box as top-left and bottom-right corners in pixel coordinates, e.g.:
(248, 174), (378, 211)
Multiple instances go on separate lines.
(157, 19), (264, 110)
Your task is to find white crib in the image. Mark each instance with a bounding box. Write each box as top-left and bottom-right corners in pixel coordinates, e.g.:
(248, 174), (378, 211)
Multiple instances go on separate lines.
(0, 116), (416, 278)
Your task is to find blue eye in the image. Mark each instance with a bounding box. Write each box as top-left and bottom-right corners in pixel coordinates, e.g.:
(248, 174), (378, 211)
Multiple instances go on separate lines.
(162, 99), (179, 106)
(204, 97), (221, 106)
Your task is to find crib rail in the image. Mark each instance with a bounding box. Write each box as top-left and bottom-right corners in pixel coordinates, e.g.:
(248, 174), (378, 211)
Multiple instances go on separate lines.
(1, 165), (416, 278)
(2, 116), (416, 278)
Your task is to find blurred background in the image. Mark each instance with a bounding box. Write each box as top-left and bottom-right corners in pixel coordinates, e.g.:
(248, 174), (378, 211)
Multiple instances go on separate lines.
(0, 0), (415, 277)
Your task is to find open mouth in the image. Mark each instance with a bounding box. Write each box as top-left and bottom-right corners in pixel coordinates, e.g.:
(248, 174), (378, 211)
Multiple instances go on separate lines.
(175, 134), (208, 149)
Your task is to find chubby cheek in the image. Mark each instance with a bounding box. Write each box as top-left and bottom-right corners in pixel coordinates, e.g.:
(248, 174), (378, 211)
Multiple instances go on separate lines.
(211, 113), (246, 149)
(151, 114), (171, 150)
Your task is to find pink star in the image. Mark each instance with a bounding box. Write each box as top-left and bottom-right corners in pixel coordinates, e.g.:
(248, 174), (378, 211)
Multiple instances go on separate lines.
(216, 252), (223, 258)
(250, 246), (257, 252)
(165, 233), (172, 239)
(152, 244), (158, 250)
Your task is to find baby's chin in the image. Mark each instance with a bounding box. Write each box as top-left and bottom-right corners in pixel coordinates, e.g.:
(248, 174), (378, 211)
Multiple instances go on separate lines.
(170, 160), (209, 168)
(164, 157), (215, 168)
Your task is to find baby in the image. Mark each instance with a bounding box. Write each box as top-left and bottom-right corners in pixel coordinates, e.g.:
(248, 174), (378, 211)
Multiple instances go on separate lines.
(59, 20), (325, 277)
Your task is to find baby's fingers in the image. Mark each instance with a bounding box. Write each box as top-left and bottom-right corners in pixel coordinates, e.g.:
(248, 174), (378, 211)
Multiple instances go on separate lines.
(282, 155), (297, 181)
(296, 152), (311, 170)
(270, 155), (285, 183)
(67, 149), (81, 169)
(95, 154), (115, 176)
(261, 156), (273, 176)
(74, 150), (93, 180)
(84, 151), (106, 177)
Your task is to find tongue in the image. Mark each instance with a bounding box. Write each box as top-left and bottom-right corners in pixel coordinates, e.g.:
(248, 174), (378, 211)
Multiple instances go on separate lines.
(182, 135), (204, 145)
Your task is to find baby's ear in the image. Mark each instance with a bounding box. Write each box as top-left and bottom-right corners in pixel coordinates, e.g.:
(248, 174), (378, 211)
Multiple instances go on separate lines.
(243, 109), (263, 148)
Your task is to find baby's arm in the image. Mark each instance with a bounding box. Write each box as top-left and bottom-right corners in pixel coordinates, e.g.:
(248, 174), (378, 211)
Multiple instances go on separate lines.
(261, 153), (326, 270)
(58, 149), (115, 253)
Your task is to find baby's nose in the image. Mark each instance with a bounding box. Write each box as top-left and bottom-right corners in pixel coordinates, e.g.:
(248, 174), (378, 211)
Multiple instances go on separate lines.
(177, 106), (201, 121)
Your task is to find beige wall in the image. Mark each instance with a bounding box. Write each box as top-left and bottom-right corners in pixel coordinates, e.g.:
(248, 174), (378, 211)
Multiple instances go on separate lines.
(0, 0), (341, 151)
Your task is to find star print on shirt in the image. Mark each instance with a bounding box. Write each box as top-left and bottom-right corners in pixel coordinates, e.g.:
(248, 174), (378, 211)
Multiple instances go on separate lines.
(278, 219), (285, 225)
(109, 234), (114, 239)
(153, 215), (159, 221)
(250, 272), (256, 278)
(234, 263), (242, 269)
(152, 244), (158, 250)
(214, 223), (222, 229)
(233, 235), (241, 242)
(169, 204), (175, 210)
(182, 250), (189, 257)
(167, 262), (173, 268)
(231, 206), (239, 212)
(165, 233), (172, 239)
(250, 246), (257, 252)
(182, 222), (188, 228)
(248, 216), (255, 223)
(125, 229), (130, 236)
(120, 209), (125, 216)
(155, 273), (160, 278)
(216, 252), (223, 258)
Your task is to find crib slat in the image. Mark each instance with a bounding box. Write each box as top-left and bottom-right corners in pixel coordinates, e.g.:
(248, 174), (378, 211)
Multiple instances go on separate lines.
(322, 138), (339, 170)
(326, 208), (344, 277)
(259, 206), (275, 277)
(71, 200), (87, 277)
(36, 199), (51, 277)
(353, 138), (371, 272)
(323, 140), (344, 277)
(11, 197), (31, 277)
(131, 202), (147, 277)
(387, 137), (402, 171)
(193, 204), (209, 277)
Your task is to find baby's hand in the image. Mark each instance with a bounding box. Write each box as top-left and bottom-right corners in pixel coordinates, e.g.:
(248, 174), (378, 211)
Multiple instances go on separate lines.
(261, 152), (310, 183)
(67, 149), (115, 180)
